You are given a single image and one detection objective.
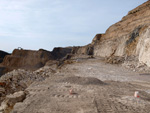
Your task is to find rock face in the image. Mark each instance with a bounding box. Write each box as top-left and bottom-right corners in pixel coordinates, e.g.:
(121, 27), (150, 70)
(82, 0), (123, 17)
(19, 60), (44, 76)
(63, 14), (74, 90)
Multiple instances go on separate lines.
(0, 49), (54, 76)
(93, 0), (150, 57)
(51, 47), (72, 59)
(136, 26), (150, 67)
(76, 0), (150, 67)
(71, 45), (94, 55)
(0, 47), (73, 76)
(2, 49), (53, 69)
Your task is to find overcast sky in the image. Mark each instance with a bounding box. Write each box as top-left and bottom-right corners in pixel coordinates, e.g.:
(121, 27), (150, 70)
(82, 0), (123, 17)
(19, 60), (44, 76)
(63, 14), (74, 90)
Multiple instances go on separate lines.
(0, 0), (147, 52)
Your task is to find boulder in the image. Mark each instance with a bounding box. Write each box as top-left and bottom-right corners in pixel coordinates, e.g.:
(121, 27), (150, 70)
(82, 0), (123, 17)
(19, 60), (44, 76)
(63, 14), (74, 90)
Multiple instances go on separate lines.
(5, 91), (26, 106)
(0, 91), (26, 113)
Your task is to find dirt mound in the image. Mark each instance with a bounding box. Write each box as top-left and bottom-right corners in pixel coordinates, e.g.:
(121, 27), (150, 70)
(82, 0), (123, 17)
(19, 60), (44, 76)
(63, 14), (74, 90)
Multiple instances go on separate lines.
(59, 76), (105, 85)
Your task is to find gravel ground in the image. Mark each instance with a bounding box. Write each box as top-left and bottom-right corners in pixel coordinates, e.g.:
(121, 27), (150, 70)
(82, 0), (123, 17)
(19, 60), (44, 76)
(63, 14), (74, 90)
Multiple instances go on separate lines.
(9, 58), (150, 113)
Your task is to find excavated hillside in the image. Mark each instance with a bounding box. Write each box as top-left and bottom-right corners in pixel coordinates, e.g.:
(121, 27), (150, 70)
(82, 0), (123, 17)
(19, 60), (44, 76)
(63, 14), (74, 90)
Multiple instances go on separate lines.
(0, 1), (150, 113)
(2, 49), (53, 69)
(2, 1), (150, 76)
(0, 49), (54, 76)
(0, 47), (73, 76)
(74, 1), (150, 68)
(92, 1), (150, 66)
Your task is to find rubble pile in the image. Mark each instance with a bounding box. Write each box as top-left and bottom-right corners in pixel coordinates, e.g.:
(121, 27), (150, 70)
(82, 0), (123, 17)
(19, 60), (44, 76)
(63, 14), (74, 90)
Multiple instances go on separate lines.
(0, 66), (56, 103)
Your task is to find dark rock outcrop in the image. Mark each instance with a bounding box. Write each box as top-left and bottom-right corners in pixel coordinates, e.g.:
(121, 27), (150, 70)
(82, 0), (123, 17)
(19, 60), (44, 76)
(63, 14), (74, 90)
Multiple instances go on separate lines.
(0, 51), (10, 76)
(51, 47), (72, 59)
(71, 45), (94, 55)
(0, 51), (10, 63)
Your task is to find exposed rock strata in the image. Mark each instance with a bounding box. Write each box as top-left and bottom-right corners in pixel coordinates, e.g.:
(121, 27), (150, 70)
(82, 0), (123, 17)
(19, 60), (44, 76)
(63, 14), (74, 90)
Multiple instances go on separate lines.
(74, 0), (150, 67)
(1, 2), (150, 113)
(2, 49), (53, 69)
(0, 47), (73, 76)
(93, 1), (150, 59)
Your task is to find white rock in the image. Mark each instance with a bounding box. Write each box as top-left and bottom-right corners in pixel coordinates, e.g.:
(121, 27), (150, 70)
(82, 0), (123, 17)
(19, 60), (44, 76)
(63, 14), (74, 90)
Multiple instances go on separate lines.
(0, 102), (8, 112)
(136, 27), (150, 67)
(5, 91), (26, 106)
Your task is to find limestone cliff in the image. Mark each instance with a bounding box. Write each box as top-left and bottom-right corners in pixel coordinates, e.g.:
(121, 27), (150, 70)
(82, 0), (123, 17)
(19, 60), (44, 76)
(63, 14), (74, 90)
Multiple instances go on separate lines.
(90, 0), (150, 66)
(72, 0), (150, 67)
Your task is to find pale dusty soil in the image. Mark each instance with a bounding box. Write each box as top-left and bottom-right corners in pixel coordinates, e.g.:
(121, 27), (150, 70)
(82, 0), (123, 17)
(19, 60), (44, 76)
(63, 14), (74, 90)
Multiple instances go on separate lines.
(11, 58), (150, 113)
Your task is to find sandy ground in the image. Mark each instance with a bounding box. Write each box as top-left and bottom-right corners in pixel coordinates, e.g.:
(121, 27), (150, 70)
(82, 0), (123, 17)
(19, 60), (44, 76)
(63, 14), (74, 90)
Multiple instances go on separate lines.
(11, 58), (150, 113)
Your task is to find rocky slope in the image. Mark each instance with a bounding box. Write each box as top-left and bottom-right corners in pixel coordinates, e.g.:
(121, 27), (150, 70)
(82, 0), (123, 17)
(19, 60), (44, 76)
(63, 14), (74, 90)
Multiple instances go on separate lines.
(93, 0), (150, 57)
(74, 1), (150, 68)
(51, 47), (72, 59)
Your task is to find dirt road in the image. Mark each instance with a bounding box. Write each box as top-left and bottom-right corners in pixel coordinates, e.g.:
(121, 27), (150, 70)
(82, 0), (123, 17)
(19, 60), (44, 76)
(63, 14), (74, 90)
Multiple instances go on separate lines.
(11, 58), (150, 113)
